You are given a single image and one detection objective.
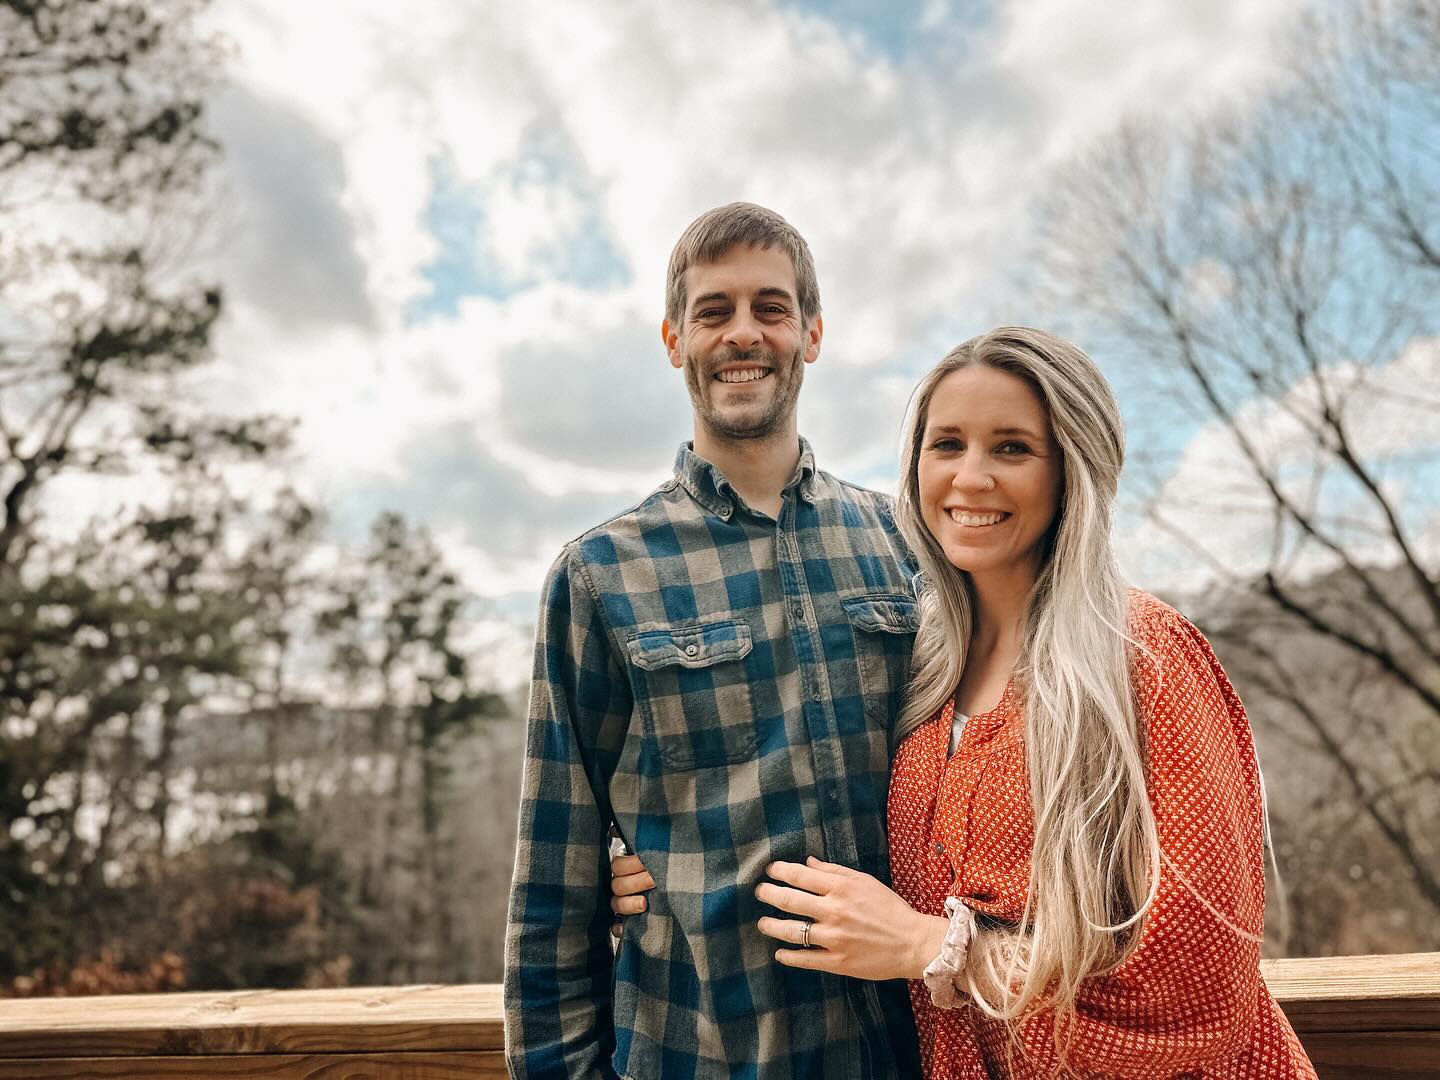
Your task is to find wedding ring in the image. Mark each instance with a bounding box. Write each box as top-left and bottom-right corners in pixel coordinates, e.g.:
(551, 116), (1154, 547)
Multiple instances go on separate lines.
(800, 920), (813, 949)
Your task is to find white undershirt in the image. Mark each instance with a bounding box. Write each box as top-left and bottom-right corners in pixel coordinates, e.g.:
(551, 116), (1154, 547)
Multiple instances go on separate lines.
(948, 708), (971, 756)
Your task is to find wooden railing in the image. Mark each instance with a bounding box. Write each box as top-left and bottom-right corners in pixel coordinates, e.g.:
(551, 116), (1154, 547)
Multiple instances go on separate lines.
(0, 953), (1436, 1078)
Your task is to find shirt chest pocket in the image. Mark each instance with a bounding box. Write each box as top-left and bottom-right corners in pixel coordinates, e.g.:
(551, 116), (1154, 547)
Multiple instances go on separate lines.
(842, 594), (919, 730)
(625, 619), (757, 769)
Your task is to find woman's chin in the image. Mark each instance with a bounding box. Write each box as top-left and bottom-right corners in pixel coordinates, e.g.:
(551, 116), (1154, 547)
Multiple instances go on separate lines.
(938, 544), (1043, 583)
(938, 540), (998, 575)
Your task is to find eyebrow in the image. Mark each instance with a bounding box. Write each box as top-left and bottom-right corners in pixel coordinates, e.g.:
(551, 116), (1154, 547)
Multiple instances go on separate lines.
(926, 423), (1046, 441)
(690, 287), (796, 309)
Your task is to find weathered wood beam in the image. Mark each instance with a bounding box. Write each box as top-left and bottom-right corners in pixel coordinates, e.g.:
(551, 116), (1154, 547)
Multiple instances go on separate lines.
(0, 955), (1435, 1078)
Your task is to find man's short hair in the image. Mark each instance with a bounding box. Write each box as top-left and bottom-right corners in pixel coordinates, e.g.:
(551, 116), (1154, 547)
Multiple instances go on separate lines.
(665, 202), (821, 327)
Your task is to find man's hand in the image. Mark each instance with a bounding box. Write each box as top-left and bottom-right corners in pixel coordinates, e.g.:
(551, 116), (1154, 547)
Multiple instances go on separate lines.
(755, 856), (947, 982)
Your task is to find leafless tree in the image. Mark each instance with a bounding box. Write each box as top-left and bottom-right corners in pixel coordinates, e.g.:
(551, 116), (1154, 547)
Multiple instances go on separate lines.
(1024, 0), (1440, 952)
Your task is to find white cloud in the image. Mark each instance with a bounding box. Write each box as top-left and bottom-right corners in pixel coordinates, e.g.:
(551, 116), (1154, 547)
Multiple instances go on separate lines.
(920, 0), (952, 31)
(994, 0), (1301, 157)
(173, 0), (1324, 626)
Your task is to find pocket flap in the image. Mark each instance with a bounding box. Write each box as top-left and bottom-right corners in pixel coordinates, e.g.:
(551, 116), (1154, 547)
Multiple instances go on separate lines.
(626, 619), (753, 671)
(842, 594), (920, 634)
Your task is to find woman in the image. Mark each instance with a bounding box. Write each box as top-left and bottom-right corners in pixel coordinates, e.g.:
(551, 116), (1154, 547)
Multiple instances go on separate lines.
(612, 328), (1315, 1078)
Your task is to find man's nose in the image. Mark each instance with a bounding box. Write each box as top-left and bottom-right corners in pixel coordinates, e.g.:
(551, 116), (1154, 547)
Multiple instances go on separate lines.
(723, 312), (762, 349)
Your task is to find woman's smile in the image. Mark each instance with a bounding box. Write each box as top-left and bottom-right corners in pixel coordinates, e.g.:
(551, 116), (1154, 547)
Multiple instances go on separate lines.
(943, 508), (1010, 528)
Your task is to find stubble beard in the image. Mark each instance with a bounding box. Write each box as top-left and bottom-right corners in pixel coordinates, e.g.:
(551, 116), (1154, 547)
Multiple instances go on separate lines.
(684, 343), (806, 442)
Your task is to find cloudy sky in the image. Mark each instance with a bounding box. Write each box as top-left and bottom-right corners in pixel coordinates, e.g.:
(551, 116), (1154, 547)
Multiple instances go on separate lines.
(177, 0), (1433, 686)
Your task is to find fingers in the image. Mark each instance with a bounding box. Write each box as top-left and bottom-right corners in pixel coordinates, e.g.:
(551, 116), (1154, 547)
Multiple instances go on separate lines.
(762, 919), (838, 974)
(805, 855), (860, 876)
(773, 945), (832, 971)
(609, 851), (652, 922)
(611, 920), (623, 940)
(610, 853), (646, 877)
(766, 860), (837, 895)
(612, 869), (655, 898)
(755, 881), (824, 918)
(610, 893), (647, 916)
(757, 915), (819, 948)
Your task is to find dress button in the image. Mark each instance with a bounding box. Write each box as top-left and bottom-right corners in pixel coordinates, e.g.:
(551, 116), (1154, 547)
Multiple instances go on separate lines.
(685, 643), (699, 657)
(934, 841), (945, 854)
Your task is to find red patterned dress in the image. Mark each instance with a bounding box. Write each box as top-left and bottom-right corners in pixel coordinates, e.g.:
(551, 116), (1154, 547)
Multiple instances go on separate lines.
(887, 591), (1316, 1078)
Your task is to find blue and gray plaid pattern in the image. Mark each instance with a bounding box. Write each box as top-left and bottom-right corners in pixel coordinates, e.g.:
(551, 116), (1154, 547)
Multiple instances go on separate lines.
(505, 440), (922, 1080)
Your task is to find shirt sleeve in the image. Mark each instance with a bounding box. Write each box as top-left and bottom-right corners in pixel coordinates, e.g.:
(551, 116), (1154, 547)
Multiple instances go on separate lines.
(1006, 605), (1268, 1078)
(504, 545), (634, 1080)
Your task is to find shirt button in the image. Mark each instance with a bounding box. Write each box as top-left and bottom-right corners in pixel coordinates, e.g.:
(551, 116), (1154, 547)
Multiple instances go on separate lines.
(934, 841), (945, 854)
(828, 788), (839, 801)
(790, 603), (804, 619)
(685, 643), (699, 657)
(719, 506), (731, 519)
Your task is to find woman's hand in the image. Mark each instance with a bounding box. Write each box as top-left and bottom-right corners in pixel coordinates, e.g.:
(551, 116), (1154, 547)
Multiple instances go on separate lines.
(756, 856), (947, 982)
(609, 852), (654, 939)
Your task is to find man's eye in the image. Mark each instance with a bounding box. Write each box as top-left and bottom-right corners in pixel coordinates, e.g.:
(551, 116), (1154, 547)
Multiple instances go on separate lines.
(757, 304), (786, 316)
(697, 308), (727, 319)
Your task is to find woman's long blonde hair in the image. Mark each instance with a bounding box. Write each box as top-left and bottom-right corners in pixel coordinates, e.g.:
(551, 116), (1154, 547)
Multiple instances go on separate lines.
(894, 327), (1161, 1048)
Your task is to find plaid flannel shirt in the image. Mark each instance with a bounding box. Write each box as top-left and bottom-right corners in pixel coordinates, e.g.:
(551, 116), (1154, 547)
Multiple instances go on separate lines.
(505, 440), (923, 1080)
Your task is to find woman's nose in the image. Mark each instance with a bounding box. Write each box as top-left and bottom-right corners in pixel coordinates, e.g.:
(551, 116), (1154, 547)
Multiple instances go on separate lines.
(951, 456), (995, 493)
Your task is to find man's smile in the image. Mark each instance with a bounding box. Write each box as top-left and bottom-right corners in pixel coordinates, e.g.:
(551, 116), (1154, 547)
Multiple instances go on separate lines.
(715, 367), (773, 383)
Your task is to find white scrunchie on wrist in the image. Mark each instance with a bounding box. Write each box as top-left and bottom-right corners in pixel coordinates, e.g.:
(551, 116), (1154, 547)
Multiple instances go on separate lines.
(922, 896), (977, 1009)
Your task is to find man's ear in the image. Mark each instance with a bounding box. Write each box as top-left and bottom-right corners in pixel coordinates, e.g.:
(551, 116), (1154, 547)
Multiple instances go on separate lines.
(661, 319), (683, 369)
(803, 314), (823, 364)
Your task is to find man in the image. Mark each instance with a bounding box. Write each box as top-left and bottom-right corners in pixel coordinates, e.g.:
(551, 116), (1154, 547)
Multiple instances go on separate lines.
(505, 203), (922, 1079)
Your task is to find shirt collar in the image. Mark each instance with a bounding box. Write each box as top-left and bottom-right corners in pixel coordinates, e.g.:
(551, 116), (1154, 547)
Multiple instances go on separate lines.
(673, 438), (818, 518)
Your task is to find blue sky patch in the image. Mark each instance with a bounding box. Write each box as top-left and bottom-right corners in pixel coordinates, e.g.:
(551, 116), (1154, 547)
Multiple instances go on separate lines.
(780, 0), (994, 61)
(407, 129), (631, 324)
(408, 157), (513, 322)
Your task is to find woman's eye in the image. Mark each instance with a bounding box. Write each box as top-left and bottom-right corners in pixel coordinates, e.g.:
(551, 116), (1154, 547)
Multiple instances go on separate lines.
(997, 441), (1031, 455)
(931, 438), (963, 452)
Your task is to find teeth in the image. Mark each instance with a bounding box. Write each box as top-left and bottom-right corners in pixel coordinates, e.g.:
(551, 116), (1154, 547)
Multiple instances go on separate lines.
(948, 509), (1006, 527)
(717, 368), (770, 383)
